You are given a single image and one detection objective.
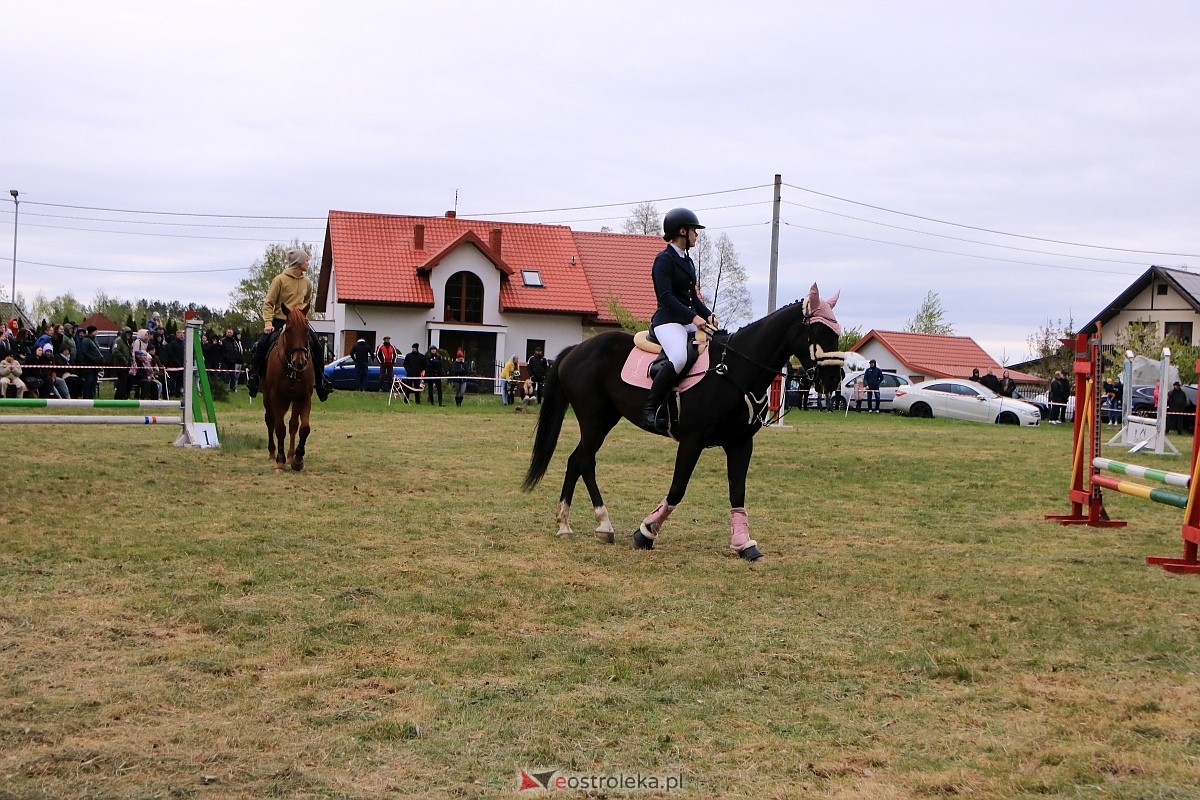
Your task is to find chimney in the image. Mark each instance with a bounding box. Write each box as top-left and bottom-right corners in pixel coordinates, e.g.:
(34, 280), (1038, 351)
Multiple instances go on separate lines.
(413, 224), (425, 250)
(445, 210), (456, 219)
(489, 228), (502, 257)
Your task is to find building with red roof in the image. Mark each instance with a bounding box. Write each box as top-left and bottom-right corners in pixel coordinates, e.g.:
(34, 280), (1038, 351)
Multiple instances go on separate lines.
(851, 330), (1043, 386)
(315, 210), (662, 378)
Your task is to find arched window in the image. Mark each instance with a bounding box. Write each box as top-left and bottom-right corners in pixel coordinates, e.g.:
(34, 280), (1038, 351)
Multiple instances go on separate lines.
(444, 271), (484, 323)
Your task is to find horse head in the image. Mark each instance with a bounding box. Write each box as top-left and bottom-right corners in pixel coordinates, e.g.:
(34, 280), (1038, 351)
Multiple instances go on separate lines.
(791, 283), (846, 396)
(279, 303), (311, 379)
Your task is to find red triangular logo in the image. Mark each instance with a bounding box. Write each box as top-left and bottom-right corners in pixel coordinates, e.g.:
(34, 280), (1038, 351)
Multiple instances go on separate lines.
(518, 770), (542, 791)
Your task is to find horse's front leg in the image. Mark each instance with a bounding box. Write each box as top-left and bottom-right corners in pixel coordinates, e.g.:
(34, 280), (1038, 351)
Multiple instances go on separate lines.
(633, 439), (703, 550)
(724, 437), (762, 561)
(286, 407), (301, 466)
(274, 415), (288, 470)
(292, 404), (310, 472)
(264, 408), (277, 463)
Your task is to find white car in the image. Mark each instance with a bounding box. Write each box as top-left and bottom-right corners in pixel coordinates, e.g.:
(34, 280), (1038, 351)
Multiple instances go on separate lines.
(893, 378), (1041, 426)
(834, 371), (911, 412)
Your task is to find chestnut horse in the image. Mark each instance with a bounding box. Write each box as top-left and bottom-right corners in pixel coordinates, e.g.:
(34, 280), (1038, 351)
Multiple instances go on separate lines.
(523, 284), (845, 560)
(263, 303), (315, 471)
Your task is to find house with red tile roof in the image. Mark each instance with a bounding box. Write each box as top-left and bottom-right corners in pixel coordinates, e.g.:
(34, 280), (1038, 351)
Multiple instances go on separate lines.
(315, 210), (663, 381)
(850, 330), (1043, 386)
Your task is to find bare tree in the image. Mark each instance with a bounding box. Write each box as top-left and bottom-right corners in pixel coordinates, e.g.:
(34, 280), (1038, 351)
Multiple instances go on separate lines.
(694, 232), (752, 328)
(622, 202), (662, 236)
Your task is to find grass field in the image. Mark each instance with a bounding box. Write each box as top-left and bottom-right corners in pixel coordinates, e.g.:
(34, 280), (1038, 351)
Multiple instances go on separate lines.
(1, 393), (1198, 799)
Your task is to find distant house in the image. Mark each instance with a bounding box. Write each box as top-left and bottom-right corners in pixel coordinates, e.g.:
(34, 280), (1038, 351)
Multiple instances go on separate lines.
(0, 301), (33, 331)
(80, 312), (120, 332)
(1079, 265), (1200, 347)
(315, 210), (662, 377)
(850, 330), (1043, 386)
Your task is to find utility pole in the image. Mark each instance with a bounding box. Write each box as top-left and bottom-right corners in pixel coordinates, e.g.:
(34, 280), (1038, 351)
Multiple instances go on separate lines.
(8, 189), (17, 311)
(767, 174), (781, 313)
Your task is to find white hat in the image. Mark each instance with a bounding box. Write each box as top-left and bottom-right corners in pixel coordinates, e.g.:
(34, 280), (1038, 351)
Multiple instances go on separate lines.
(357, 338), (365, 343)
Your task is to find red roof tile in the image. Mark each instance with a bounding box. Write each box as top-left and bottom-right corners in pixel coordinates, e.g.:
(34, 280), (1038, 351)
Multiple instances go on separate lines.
(571, 231), (662, 324)
(320, 211), (600, 315)
(852, 330), (1042, 383)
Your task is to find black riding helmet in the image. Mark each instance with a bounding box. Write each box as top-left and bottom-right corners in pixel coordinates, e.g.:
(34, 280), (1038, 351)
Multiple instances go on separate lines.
(662, 208), (705, 242)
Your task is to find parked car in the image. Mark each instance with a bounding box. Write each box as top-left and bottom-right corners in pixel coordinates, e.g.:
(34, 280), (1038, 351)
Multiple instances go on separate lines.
(831, 370), (911, 412)
(893, 378), (1041, 426)
(1129, 383), (1197, 415)
(323, 353), (407, 391)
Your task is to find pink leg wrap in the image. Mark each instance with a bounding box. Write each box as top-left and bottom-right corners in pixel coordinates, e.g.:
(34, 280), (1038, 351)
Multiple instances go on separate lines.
(730, 507), (757, 552)
(639, 498), (676, 540)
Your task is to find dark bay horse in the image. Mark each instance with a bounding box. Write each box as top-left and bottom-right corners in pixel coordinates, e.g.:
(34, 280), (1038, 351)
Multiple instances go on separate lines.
(263, 303), (315, 471)
(523, 284), (846, 560)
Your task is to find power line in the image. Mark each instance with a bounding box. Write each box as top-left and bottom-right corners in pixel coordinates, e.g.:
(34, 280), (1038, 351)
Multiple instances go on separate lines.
(782, 200), (1150, 266)
(13, 220), (323, 242)
(463, 184), (774, 217)
(20, 201), (323, 221)
(19, 258), (251, 274)
(781, 220), (1143, 276)
(782, 181), (1200, 258)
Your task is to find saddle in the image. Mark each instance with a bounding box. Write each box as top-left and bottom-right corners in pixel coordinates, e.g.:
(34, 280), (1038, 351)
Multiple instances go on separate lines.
(620, 328), (713, 392)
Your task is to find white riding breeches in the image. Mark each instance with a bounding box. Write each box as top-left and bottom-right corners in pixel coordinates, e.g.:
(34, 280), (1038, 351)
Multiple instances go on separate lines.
(652, 322), (695, 373)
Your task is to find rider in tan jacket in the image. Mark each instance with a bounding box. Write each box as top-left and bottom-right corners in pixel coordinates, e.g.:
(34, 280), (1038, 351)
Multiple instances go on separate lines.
(247, 248), (333, 401)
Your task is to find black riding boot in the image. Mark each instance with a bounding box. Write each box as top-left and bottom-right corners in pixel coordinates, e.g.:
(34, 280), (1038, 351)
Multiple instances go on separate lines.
(641, 363), (678, 432)
(309, 331), (333, 402)
(247, 341), (263, 398)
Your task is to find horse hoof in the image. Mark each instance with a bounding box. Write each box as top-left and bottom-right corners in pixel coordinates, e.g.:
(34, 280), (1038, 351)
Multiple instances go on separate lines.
(632, 529), (655, 550)
(594, 530), (615, 544)
(737, 544), (763, 562)
(292, 461), (304, 472)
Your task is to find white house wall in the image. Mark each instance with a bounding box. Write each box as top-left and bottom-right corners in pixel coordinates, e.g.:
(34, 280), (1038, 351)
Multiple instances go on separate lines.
(1101, 282), (1198, 347)
(328, 245), (598, 362)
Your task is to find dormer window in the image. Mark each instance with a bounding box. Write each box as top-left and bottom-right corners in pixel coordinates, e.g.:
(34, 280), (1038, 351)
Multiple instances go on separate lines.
(521, 270), (544, 287)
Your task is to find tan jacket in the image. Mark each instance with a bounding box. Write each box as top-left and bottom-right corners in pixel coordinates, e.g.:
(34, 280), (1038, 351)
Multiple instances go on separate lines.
(0, 357), (22, 378)
(262, 267), (314, 325)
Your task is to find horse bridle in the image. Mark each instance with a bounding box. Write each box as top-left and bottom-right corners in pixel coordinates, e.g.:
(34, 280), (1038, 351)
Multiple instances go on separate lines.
(274, 325), (311, 382)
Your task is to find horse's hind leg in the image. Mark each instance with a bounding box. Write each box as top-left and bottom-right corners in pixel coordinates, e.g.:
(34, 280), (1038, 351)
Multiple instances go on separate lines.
(557, 411), (619, 541)
(265, 407), (278, 463)
(724, 437), (761, 561)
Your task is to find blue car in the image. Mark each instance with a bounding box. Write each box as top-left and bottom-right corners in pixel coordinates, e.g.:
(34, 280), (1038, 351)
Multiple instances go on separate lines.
(323, 354), (407, 391)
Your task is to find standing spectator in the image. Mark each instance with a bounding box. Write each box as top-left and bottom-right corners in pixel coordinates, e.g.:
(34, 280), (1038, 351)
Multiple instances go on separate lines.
(425, 345), (444, 406)
(863, 359), (884, 414)
(376, 336), (397, 392)
(527, 347), (548, 404)
(1048, 370), (1071, 424)
(147, 311), (162, 335)
(162, 329), (186, 398)
(403, 343), (427, 403)
(202, 331), (222, 388)
(76, 326), (104, 399)
(500, 355), (520, 405)
(451, 349), (470, 407)
(60, 323), (78, 362)
(0, 352), (27, 398)
(1109, 375), (1124, 426)
(111, 327), (134, 400)
(1166, 381), (1190, 435)
(221, 327), (244, 393)
(998, 370), (1017, 398)
(0, 325), (14, 361)
(350, 338), (371, 391)
(851, 376), (866, 412)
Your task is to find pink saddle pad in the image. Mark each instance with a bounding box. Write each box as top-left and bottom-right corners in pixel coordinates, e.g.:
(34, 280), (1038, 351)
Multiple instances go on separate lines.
(620, 347), (710, 391)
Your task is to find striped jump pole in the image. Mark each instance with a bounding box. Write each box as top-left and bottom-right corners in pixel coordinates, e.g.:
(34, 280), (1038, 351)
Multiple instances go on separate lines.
(0, 415), (178, 425)
(0, 399), (180, 410)
(1092, 457), (1191, 489)
(1090, 473), (1189, 510)
(0, 399), (184, 426)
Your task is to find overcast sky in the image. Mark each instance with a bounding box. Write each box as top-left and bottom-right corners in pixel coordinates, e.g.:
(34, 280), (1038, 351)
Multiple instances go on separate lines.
(3, 1), (1198, 362)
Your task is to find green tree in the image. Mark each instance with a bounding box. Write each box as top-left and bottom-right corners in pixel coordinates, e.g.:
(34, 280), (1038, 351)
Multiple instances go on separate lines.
(622, 202), (661, 236)
(1113, 320), (1160, 359)
(839, 326), (863, 352)
(603, 297), (646, 334)
(31, 291), (88, 325)
(904, 290), (954, 335)
(227, 241), (316, 333)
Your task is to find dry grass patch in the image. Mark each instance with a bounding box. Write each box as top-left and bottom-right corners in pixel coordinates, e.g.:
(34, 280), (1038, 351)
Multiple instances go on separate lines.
(1, 394), (1198, 798)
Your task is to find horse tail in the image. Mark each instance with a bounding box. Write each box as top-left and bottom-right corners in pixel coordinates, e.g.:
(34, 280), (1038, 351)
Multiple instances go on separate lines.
(523, 345), (575, 491)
